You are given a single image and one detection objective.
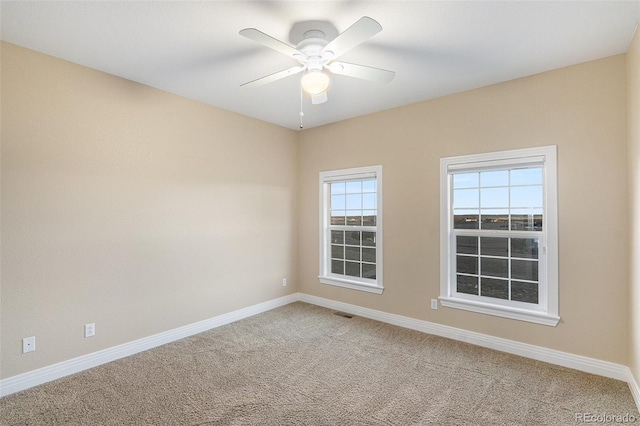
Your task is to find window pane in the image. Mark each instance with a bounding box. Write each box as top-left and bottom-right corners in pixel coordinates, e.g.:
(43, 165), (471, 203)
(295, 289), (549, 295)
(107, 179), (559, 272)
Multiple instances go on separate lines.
(331, 260), (344, 275)
(345, 231), (361, 246)
(362, 247), (376, 263)
(362, 263), (376, 279)
(481, 257), (508, 278)
(457, 275), (478, 295)
(331, 218), (346, 226)
(331, 230), (344, 244)
(453, 189), (479, 209)
(362, 193), (376, 209)
(481, 170), (508, 187)
(346, 181), (361, 194)
(456, 236), (478, 255)
(481, 211), (509, 230)
(457, 255), (478, 275)
(511, 238), (538, 259)
(480, 187), (508, 208)
(511, 281), (539, 304)
(362, 180), (376, 193)
(331, 245), (344, 260)
(362, 211), (376, 226)
(511, 186), (543, 208)
(345, 261), (360, 277)
(511, 168), (542, 186)
(345, 246), (360, 261)
(346, 194), (362, 210)
(331, 195), (345, 210)
(480, 237), (508, 257)
(511, 259), (538, 281)
(330, 182), (345, 195)
(362, 232), (376, 247)
(346, 213), (362, 226)
(453, 173), (478, 189)
(481, 278), (509, 300)
(454, 211), (479, 229)
(510, 213), (542, 231)
(331, 208), (345, 226)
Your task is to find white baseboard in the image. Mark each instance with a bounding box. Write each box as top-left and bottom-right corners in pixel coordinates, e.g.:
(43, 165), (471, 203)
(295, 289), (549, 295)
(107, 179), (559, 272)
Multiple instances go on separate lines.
(0, 293), (298, 397)
(297, 294), (631, 383)
(2, 291), (638, 414)
(628, 369), (640, 412)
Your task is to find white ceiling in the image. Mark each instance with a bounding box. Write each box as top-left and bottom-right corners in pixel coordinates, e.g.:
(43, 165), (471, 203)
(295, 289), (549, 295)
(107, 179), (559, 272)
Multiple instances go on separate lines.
(2, 1), (639, 130)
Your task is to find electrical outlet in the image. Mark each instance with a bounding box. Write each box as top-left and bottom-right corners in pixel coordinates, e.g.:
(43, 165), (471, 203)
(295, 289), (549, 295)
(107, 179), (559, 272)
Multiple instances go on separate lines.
(85, 323), (95, 338)
(22, 336), (35, 353)
(431, 299), (438, 310)
(282, 278), (287, 287)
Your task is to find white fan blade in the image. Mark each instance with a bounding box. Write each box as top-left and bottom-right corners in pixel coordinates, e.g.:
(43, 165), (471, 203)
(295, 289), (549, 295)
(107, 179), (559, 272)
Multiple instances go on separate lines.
(239, 28), (304, 58)
(311, 92), (328, 104)
(321, 17), (382, 60)
(240, 66), (304, 89)
(328, 62), (395, 84)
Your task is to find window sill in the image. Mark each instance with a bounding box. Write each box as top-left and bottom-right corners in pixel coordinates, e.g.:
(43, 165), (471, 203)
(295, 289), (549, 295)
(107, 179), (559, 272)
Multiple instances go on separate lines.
(439, 297), (560, 326)
(318, 276), (384, 294)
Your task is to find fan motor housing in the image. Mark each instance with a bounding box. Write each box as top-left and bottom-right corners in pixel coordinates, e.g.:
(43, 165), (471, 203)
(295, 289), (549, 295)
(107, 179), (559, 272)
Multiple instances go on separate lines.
(297, 30), (328, 54)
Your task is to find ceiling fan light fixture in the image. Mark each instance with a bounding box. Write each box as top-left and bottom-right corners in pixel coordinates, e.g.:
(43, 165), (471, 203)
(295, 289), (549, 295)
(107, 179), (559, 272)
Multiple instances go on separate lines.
(301, 70), (330, 95)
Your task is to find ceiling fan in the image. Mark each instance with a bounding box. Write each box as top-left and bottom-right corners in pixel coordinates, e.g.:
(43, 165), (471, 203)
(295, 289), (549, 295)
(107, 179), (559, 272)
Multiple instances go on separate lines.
(239, 17), (395, 105)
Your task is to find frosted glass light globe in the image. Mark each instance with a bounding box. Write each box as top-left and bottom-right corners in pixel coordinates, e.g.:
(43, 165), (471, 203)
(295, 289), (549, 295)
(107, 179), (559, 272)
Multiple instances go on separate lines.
(301, 71), (329, 95)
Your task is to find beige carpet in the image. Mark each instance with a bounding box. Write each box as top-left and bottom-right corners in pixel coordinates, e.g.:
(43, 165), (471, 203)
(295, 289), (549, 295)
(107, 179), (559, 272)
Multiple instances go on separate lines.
(1, 302), (637, 425)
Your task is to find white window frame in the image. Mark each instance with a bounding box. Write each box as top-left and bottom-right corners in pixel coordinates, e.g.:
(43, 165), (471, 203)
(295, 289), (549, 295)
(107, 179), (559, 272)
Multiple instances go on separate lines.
(319, 165), (383, 294)
(439, 146), (559, 326)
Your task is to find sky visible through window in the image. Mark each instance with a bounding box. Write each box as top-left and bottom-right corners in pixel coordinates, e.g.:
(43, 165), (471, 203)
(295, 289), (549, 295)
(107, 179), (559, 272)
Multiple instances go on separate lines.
(330, 179), (377, 226)
(453, 168), (543, 231)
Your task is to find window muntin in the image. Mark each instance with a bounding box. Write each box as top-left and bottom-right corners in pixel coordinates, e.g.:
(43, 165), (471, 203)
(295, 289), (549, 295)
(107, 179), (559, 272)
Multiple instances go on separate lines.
(452, 168), (543, 232)
(455, 235), (540, 304)
(452, 167), (543, 307)
(319, 166), (383, 294)
(440, 147), (558, 326)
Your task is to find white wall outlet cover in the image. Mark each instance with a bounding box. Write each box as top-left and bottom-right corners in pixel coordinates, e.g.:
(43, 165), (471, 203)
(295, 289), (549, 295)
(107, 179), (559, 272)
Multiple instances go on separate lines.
(85, 323), (95, 338)
(22, 336), (35, 353)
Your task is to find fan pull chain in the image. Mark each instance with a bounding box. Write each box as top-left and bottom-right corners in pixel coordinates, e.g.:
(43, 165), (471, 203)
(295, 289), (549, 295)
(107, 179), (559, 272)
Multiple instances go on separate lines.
(299, 85), (304, 129)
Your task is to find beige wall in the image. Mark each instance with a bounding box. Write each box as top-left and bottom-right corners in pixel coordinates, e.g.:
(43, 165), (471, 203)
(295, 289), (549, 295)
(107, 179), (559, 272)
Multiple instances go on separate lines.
(299, 54), (629, 364)
(629, 25), (640, 387)
(1, 40), (633, 382)
(0, 42), (298, 379)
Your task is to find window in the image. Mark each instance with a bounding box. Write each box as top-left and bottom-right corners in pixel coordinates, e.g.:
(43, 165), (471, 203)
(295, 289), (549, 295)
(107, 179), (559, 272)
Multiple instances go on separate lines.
(439, 146), (559, 326)
(319, 165), (383, 294)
